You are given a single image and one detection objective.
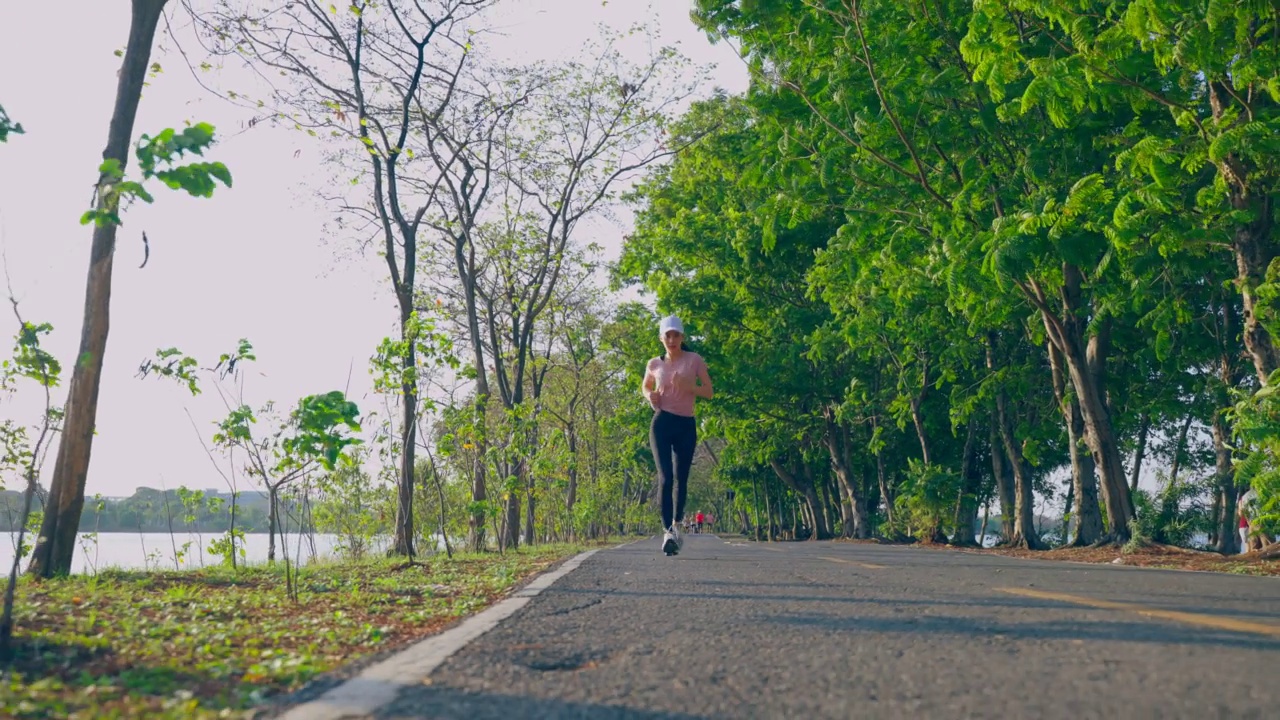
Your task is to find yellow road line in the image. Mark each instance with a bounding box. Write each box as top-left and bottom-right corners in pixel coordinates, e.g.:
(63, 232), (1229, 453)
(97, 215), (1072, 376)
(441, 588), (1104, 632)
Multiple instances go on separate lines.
(818, 555), (886, 570)
(997, 587), (1280, 638)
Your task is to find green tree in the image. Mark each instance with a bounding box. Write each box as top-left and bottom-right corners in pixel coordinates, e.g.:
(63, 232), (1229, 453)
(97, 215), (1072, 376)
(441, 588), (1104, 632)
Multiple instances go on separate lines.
(0, 313), (61, 656)
(139, 342), (361, 563)
(693, 0), (1159, 541)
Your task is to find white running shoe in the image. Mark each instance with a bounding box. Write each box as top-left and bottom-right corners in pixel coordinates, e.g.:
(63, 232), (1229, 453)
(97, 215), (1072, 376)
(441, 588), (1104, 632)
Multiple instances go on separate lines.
(662, 528), (679, 556)
(671, 523), (683, 550)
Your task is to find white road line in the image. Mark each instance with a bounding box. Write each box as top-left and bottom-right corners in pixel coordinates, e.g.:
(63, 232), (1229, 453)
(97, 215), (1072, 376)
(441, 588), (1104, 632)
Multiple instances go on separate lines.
(276, 549), (600, 720)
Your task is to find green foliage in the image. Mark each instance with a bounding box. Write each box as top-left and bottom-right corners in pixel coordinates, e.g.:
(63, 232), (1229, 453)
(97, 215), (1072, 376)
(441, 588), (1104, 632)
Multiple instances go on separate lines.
(893, 460), (962, 540)
(81, 123), (232, 227)
(283, 391), (362, 471)
(136, 347), (201, 395)
(0, 104), (21, 142)
(3, 547), (589, 718)
(369, 311), (459, 402)
(0, 317), (62, 505)
(1232, 374), (1280, 538)
(2, 322), (61, 390)
(313, 452), (393, 559)
(206, 527), (248, 568)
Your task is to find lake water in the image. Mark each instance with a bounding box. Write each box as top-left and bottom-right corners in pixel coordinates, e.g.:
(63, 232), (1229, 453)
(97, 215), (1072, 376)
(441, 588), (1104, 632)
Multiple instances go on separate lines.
(0, 532), (391, 575)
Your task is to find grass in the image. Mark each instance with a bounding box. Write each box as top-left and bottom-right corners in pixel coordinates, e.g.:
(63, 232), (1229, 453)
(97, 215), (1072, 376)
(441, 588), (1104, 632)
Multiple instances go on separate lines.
(962, 541), (1280, 575)
(2, 542), (595, 719)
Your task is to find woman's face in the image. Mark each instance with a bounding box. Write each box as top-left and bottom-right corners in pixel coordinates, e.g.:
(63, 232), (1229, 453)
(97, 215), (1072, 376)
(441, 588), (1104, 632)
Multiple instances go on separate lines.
(663, 330), (683, 353)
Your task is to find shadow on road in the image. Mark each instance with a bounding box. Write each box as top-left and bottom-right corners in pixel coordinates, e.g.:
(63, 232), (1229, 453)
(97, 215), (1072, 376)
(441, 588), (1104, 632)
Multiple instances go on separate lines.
(372, 687), (708, 720)
(765, 612), (1280, 652)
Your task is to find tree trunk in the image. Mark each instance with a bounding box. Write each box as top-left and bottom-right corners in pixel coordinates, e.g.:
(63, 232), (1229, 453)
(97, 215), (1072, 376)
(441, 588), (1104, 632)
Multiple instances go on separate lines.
(909, 377), (932, 466)
(267, 486), (279, 563)
(391, 304), (417, 558)
(752, 471), (763, 540)
(504, 483), (521, 550)
(762, 479), (774, 541)
(467, 396), (488, 552)
(988, 420), (1016, 542)
(463, 269), (490, 552)
(524, 465), (536, 547)
(228, 493), (239, 570)
(565, 426), (578, 541)
(1129, 413), (1150, 495)
(1031, 267), (1134, 541)
(875, 452), (895, 528)
(28, 0), (169, 578)
(837, 484), (854, 538)
(985, 343), (1017, 543)
(1212, 286), (1242, 554)
(1154, 414), (1194, 544)
(995, 390), (1042, 549)
(769, 459), (831, 540)
(979, 498), (991, 547)
(1048, 342), (1103, 545)
(1060, 479), (1074, 545)
(951, 420), (980, 546)
(1169, 414), (1192, 486)
(810, 464), (835, 536)
(851, 491), (871, 539)
(1208, 488), (1221, 549)
(1213, 413), (1240, 554)
(1198, 79), (1279, 382)
(824, 410), (870, 538)
(1227, 183), (1279, 383)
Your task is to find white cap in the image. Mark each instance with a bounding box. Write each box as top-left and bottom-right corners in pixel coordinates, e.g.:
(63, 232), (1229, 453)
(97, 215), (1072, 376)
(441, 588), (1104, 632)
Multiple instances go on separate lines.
(659, 315), (684, 338)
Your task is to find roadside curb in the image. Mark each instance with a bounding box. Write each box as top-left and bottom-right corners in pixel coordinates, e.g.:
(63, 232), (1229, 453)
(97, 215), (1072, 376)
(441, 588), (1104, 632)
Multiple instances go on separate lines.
(274, 548), (600, 720)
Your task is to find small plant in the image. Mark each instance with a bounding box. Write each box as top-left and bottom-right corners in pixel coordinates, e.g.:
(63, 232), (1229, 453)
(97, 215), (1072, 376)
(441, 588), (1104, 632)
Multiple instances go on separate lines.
(209, 527), (248, 568)
(0, 310), (62, 658)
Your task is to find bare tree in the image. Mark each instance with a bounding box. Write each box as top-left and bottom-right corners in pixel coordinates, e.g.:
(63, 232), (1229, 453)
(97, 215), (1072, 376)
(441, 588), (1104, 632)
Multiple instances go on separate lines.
(409, 64), (542, 552)
(195, 0), (494, 557)
(429, 38), (702, 548)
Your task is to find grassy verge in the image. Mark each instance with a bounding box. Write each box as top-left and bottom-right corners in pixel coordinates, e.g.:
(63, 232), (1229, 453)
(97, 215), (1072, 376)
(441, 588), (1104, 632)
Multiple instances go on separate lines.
(945, 542), (1280, 575)
(3, 542), (596, 719)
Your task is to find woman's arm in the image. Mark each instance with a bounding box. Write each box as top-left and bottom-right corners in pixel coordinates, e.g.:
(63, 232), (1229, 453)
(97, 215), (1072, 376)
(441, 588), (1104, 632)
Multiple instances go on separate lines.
(642, 363), (661, 408)
(694, 359), (714, 400)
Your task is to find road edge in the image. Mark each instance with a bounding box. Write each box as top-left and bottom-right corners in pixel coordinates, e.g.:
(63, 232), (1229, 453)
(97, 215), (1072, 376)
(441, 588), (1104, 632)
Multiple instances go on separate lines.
(274, 548), (601, 720)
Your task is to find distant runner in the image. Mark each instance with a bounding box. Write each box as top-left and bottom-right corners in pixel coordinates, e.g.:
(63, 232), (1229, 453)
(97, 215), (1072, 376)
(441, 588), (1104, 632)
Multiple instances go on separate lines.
(642, 315), (714, 556)
(695, 511), (705, 534)
(1240, 488), (1258, 553)
(1240, 507), (1249, 554)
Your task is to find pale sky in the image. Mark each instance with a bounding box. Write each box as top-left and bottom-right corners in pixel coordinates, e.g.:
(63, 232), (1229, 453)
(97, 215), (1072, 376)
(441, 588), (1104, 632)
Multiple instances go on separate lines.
(0, 0), (747, 498)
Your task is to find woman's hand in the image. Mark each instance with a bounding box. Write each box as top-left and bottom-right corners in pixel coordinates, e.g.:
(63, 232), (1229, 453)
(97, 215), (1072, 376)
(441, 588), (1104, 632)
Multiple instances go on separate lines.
(645, 389), (662, 410)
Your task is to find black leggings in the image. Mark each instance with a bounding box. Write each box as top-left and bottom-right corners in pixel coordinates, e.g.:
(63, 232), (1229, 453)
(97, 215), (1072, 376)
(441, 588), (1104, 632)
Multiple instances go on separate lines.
(651, 411), (696, 529)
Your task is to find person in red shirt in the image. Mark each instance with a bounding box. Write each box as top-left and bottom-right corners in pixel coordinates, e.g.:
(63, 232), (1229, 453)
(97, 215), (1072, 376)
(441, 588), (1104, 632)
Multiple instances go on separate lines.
(1240, 504), (1251, 553)
(695, 511), (705, 534)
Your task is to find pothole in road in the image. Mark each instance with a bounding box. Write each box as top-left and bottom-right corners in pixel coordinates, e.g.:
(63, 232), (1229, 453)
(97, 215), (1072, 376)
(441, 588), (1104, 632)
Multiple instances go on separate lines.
(512, 645), (613, 673)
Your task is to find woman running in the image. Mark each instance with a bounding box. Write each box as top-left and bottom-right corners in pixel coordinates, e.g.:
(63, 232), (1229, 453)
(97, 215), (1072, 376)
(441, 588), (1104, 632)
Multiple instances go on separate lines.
(642, 315), (714, 555)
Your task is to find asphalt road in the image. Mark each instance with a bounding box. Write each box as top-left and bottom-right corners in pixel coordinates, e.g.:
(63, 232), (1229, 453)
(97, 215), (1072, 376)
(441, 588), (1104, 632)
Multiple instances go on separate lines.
(367, 535), (1280, 719)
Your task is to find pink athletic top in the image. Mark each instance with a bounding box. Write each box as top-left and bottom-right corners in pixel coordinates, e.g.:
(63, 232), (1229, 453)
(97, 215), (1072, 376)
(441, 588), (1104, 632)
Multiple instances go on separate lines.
(645, 352), (709, 418)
